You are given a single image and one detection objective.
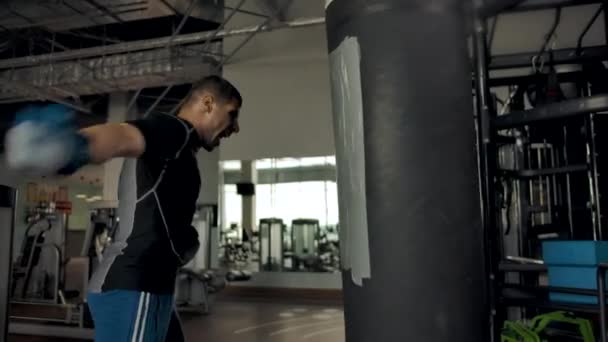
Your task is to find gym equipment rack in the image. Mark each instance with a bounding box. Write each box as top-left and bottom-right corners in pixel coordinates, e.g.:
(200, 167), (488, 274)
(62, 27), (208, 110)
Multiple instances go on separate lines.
(474, 1), (608, 341)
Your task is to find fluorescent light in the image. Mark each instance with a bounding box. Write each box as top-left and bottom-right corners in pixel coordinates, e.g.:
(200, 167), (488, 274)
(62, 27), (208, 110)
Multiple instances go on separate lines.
(76, 194), (87, 199)
(85, 195), (103, 203)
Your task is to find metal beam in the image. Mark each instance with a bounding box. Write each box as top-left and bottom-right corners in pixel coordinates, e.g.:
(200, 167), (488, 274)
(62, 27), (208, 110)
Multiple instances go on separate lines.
(139, 0), (208, 116)
(493, 94), (608, 129)
(478, 0), (601, 16)
(473, 14), (500, 341)
(489, 45), (608, 69)
(63, 30), (123, 43)
(486, 70), (586, 87)
(8, 81), (91, 113)
(0, 16), (326, 69)
(167, 0), (250, 115)
(507, 0), (601, 12)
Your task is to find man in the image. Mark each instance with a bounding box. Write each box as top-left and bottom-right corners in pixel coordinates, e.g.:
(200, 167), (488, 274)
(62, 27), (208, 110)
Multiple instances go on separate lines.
(4, 75), (242, 341)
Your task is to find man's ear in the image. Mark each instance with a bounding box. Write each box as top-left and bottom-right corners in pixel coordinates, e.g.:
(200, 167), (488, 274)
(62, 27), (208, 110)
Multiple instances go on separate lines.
(201, 94), (214, 114)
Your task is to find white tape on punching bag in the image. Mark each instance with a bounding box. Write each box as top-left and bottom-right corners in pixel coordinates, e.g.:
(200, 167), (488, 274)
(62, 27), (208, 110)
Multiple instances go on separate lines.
(329, 36), (372, 287)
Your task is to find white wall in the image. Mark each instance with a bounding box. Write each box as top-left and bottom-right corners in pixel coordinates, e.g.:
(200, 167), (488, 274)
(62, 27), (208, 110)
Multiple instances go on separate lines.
(222, 56), (335, 160)
(491, 4), (606, 55)
(221, 1), (333, 161)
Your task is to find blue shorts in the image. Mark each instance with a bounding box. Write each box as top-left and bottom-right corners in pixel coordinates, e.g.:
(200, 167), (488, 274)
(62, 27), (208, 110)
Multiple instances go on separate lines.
(87, 290), (184, 342)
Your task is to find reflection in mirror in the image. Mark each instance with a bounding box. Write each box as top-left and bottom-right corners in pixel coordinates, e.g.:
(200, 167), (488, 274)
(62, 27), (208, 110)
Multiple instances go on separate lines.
(219, 156), (340, 274)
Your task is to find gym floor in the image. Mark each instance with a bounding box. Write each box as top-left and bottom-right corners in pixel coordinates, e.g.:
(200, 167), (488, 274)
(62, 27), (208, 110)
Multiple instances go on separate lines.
(9, 298), (345, 342)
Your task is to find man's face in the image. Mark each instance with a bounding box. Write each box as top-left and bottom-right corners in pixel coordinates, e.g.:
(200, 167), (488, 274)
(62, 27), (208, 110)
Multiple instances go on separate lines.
(197, 96), (240, 151)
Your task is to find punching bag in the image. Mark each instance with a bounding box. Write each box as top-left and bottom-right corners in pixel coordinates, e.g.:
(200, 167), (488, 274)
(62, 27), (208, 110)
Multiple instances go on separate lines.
(325, 1), (489, 341)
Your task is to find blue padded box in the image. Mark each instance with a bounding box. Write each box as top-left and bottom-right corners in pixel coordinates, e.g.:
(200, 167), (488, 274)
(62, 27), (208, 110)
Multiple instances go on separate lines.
(543, 241), (608, 266)
(542, 241), (608, 304)
(547, 266), (608, 304)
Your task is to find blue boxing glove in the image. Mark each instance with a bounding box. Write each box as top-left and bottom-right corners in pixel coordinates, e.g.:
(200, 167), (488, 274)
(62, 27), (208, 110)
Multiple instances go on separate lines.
(4, 104), (91, 176)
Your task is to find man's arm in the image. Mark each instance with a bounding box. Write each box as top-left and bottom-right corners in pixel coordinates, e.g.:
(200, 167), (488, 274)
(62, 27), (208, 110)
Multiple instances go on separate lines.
(79, 123), (145, 164)
(4, 104), (192, 175)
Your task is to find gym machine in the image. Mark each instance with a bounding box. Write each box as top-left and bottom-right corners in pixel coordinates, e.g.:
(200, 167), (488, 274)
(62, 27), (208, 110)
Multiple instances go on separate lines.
(290, 219), (320, 271)
(317, 224), (340, 273)
(471, 1), (608, 341)
(258, 217), (285, 271)
(10, 194), (89, 329)
(81, 203), (118, 276)
(0, 186), (92, 340)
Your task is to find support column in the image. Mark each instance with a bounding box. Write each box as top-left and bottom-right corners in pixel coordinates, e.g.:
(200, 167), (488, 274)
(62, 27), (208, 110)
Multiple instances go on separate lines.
(196, 149), (220, 268)
(241, 160), (257, 240)
(474, 15), (502, 339)
(0, 185), (16, 342)
(102, 92), (134, 205)
(325, 1), (487, 341)
(196, 149), (220, 205)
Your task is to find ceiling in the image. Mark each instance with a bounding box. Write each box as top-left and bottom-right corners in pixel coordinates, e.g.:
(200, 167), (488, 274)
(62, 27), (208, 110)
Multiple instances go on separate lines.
(0, 0), (301, 186)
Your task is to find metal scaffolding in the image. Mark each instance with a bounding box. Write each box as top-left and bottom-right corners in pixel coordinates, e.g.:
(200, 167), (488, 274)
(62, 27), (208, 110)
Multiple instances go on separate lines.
(0, 16), (325, 70)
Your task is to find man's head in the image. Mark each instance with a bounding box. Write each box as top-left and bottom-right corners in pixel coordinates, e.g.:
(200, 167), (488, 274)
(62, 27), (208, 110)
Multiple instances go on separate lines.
(178, 75), (242, 151)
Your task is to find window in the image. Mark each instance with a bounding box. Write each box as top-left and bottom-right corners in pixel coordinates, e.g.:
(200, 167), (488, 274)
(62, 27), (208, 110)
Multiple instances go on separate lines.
(221, 156), (339, 230)
(256, 181), (339, 227)
(221, 160), (241, 171)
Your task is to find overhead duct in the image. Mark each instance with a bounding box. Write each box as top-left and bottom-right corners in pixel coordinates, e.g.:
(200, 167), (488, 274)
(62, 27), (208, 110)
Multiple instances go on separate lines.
(0, 41), (222, 103)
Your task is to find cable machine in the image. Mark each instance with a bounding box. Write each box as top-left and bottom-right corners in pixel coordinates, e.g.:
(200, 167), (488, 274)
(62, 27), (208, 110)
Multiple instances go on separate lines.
(474, 1), (608, 341)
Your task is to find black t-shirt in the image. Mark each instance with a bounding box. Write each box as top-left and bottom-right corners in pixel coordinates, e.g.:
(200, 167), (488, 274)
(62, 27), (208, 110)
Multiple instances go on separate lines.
(88, 113), (202, 294)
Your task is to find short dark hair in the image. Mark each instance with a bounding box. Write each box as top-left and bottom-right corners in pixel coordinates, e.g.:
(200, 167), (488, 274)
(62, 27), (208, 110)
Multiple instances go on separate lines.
(190, 75), (242, 107)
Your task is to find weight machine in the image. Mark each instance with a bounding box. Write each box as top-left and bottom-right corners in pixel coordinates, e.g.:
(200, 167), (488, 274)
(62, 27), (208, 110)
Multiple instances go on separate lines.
(10, 196), (90, 330)
(473, 1), (608, 340)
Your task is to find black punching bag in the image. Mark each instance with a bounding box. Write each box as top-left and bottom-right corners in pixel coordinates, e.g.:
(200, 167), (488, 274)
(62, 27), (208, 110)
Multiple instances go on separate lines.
(325, 1), (488, 341)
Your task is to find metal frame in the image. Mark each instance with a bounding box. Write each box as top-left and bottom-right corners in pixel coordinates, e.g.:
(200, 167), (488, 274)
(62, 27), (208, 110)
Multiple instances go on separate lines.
(599, 263), (608, 342)
(498, 263), (608, 342)
(493, 95), (608, 129)
(473, 15), (502, 341)
(0, 186), (16, 342)
(475, 0), (608, 340)
(478, 0), (602, 17)
(489, 45), (608, 70)
(168, 0), (297, 115)
(0, 17), (325, 70)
